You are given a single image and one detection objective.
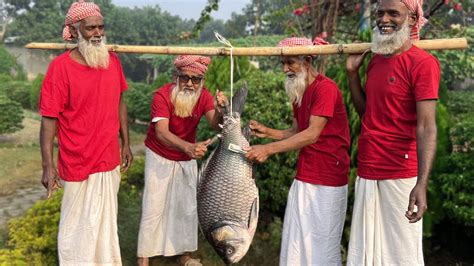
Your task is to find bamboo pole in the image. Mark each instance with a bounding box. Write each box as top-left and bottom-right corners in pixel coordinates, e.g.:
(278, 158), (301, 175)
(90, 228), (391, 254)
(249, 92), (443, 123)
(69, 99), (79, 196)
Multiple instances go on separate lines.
(25, 38), (468, 56)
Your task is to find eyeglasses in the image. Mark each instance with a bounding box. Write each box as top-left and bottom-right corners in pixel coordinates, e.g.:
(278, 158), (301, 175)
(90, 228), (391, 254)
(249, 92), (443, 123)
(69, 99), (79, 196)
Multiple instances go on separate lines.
(178, 75), (203, 85)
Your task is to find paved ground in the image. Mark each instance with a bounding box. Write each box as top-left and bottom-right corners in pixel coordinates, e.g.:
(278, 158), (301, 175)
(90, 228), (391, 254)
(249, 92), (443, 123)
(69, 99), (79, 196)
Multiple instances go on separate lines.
(0, 184), (46, 229)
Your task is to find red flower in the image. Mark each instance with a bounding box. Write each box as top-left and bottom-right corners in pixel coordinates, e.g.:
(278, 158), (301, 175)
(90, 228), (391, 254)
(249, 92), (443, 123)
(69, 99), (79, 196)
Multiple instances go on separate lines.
(355, 3), (361, 12)
(293, 8), (303, 16)
(444, 0), (449, 5)
(453, 3), (462, 11)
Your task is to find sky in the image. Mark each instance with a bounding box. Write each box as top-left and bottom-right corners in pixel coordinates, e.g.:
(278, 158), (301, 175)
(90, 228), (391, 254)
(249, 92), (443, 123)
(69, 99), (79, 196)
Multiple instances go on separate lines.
(111, 0), (250, 21)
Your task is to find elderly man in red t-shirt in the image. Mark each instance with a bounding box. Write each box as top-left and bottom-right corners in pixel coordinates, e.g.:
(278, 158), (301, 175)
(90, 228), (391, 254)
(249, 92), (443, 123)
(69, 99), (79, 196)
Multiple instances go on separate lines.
(39, 1), (133, 264)
(137, 55), (226, 266)
(244, 37), (351, 265)
(346, 0), (439, 264)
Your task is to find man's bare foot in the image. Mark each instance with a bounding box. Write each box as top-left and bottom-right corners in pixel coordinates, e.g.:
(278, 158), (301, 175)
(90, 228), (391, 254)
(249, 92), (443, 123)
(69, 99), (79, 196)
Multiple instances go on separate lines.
(137, 257), (149, 266)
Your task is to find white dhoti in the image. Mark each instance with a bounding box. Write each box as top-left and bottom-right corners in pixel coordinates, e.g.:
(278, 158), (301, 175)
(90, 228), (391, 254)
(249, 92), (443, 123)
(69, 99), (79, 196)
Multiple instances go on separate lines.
(279, 180), (348, 266)
(347, 176), (424, 266)
(58, 166), (122, 266)
(137, 148), (198, 258)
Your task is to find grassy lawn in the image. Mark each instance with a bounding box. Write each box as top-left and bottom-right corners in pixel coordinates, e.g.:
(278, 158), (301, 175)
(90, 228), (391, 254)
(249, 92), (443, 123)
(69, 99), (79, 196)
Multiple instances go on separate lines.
(0, 110), (146, 196)
(0, 111), (42, 196)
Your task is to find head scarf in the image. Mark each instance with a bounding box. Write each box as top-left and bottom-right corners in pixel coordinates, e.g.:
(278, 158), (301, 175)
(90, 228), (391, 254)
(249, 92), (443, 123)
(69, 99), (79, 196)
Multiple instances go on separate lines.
(63, 0), (103, 41)
(174, 55), (211, 76)
(277, 36), (329, 47)
(400, 0), (427, 40)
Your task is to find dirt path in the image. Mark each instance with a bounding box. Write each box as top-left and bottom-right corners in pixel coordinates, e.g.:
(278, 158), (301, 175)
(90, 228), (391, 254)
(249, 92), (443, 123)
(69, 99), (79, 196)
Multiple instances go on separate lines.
(0, 184), (46, 229)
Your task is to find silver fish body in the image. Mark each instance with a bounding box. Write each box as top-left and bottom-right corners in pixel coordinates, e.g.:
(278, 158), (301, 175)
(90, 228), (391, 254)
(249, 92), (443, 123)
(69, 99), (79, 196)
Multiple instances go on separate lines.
(197, 87), (259, 264)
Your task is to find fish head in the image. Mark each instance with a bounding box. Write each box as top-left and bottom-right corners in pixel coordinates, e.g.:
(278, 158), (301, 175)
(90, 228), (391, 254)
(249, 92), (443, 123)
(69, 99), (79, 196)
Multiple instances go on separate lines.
(221, 112), (241, 135)
(208, 221), (252, 264)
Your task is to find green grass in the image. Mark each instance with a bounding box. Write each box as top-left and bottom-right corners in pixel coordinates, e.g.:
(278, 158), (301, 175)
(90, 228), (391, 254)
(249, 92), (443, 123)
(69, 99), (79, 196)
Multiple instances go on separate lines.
(0, 110), (42, 196)
(0, 110), (147, 196)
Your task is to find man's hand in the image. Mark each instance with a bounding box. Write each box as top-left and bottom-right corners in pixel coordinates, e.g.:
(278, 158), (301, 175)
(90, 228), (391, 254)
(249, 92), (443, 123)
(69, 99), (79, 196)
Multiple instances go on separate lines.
(248, 120), (269, 138)
(244, 144), (272, 163)
(215, 89), (228, 113)
(185, 139), (211, 159)
(405, 183), (428, 223)
(41, 167), (62, 199)
(346, 49), (370, 73)
(121, 145), (133, 172)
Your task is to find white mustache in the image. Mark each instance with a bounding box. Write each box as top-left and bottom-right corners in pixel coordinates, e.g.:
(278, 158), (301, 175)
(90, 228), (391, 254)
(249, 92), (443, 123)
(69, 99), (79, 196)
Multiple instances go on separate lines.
(286, 72), (296, 78)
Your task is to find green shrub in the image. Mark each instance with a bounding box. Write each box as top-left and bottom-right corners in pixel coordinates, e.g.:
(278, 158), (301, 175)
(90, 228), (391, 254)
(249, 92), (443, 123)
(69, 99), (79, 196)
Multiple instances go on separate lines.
(0, 157), (147, 265)
(124, 82), (156, 123)
(0, 94), (24, 134)
(0, 190), (62, 265)
(0, 46), (26, 80)
(30, 74), (45, 110)
(0, 80), (31, 109)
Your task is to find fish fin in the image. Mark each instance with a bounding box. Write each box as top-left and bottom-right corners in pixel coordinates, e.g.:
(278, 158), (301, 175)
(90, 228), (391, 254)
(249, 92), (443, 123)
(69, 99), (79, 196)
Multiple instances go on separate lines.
(198, 142), (219, 184)
(252, 164), (257, 179)
(242, 124), (252, 141)
(231, 84), (248, 115)
(247, 197), (259, 238)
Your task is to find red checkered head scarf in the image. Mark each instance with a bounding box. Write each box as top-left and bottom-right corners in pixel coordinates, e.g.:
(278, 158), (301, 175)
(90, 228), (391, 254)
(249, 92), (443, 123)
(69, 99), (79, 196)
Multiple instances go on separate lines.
(277, 37), (329, 61)
(63, 0), (103, 41)
(277, 37), (329, 48)
(277, 37), (329, 47)
(400, 0), (427, 40)
(174, 55), (211, 76)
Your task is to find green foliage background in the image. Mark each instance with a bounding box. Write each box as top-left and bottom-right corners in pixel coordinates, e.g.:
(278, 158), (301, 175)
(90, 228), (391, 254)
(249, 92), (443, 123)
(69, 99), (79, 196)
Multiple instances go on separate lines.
(0, 0), (472, 263)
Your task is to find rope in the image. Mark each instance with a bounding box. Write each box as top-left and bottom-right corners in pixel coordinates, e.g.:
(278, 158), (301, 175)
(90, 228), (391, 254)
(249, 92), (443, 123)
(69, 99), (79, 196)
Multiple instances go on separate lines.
(214, 31), (234, 118)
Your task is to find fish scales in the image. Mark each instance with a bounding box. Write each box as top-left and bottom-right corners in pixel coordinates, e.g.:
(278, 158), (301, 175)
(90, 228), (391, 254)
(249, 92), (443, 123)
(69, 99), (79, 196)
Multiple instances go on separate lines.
(197, 125), (255, 233)
(197, 86), (259, 264)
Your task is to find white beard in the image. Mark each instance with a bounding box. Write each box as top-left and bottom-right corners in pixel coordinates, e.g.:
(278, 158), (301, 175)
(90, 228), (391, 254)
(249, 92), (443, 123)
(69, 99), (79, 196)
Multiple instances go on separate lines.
(371, 19), (411, 55)
(171, 82), (203, 118)
(77, 33), (110, 69)
(285, 69), (307, 107)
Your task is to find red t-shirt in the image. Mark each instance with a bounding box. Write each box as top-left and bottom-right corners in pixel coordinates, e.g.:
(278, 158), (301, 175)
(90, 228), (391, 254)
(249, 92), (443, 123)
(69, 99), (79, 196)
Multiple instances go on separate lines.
(357, 45), (440, 179)
(294, 74), (350, 186)
(144, 83), (215, 161)
(39, 51), (128, 181)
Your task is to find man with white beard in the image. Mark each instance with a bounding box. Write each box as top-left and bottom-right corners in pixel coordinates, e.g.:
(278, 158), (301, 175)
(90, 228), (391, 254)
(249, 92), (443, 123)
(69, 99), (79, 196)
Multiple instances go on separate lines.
(245, 37), (351, 265)
(137, 55), (227, 266)
(39, 0), (132, 264)
(346, 0), (440, 265)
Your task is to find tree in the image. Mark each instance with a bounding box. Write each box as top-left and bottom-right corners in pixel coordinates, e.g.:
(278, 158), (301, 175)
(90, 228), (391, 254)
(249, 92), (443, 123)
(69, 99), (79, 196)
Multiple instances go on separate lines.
(4, 0), (113, 44)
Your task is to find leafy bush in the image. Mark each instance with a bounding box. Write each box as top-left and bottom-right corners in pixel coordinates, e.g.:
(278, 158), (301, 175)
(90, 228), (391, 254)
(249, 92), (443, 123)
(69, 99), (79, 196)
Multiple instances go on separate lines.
(0, 94), (24, 134)
(124, 82), (155, 123)
(431, 27), (474, 89)
(437, 91), (474, 228)
(0, 80), (32, 109)
(0, 190), (62, 265)
(124, 74), (170, 124)
(205, 56), (254, 92)
(0, 158), (147, 265)
(30, 74), (45, 111)
(0, 45), (25, 80)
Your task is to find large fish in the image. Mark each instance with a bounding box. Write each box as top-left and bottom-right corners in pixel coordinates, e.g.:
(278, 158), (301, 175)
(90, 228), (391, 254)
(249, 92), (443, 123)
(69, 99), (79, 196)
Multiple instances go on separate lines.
(197, 86), (259, 264)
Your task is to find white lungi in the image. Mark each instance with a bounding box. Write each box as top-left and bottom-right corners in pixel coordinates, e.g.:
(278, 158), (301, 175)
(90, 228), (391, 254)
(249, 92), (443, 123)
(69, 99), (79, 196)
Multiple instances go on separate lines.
(137, 148), (199, 258)
(347, 177), (424, 266)
(58, 166), (122, 266)
(280, 180), (348, 266)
